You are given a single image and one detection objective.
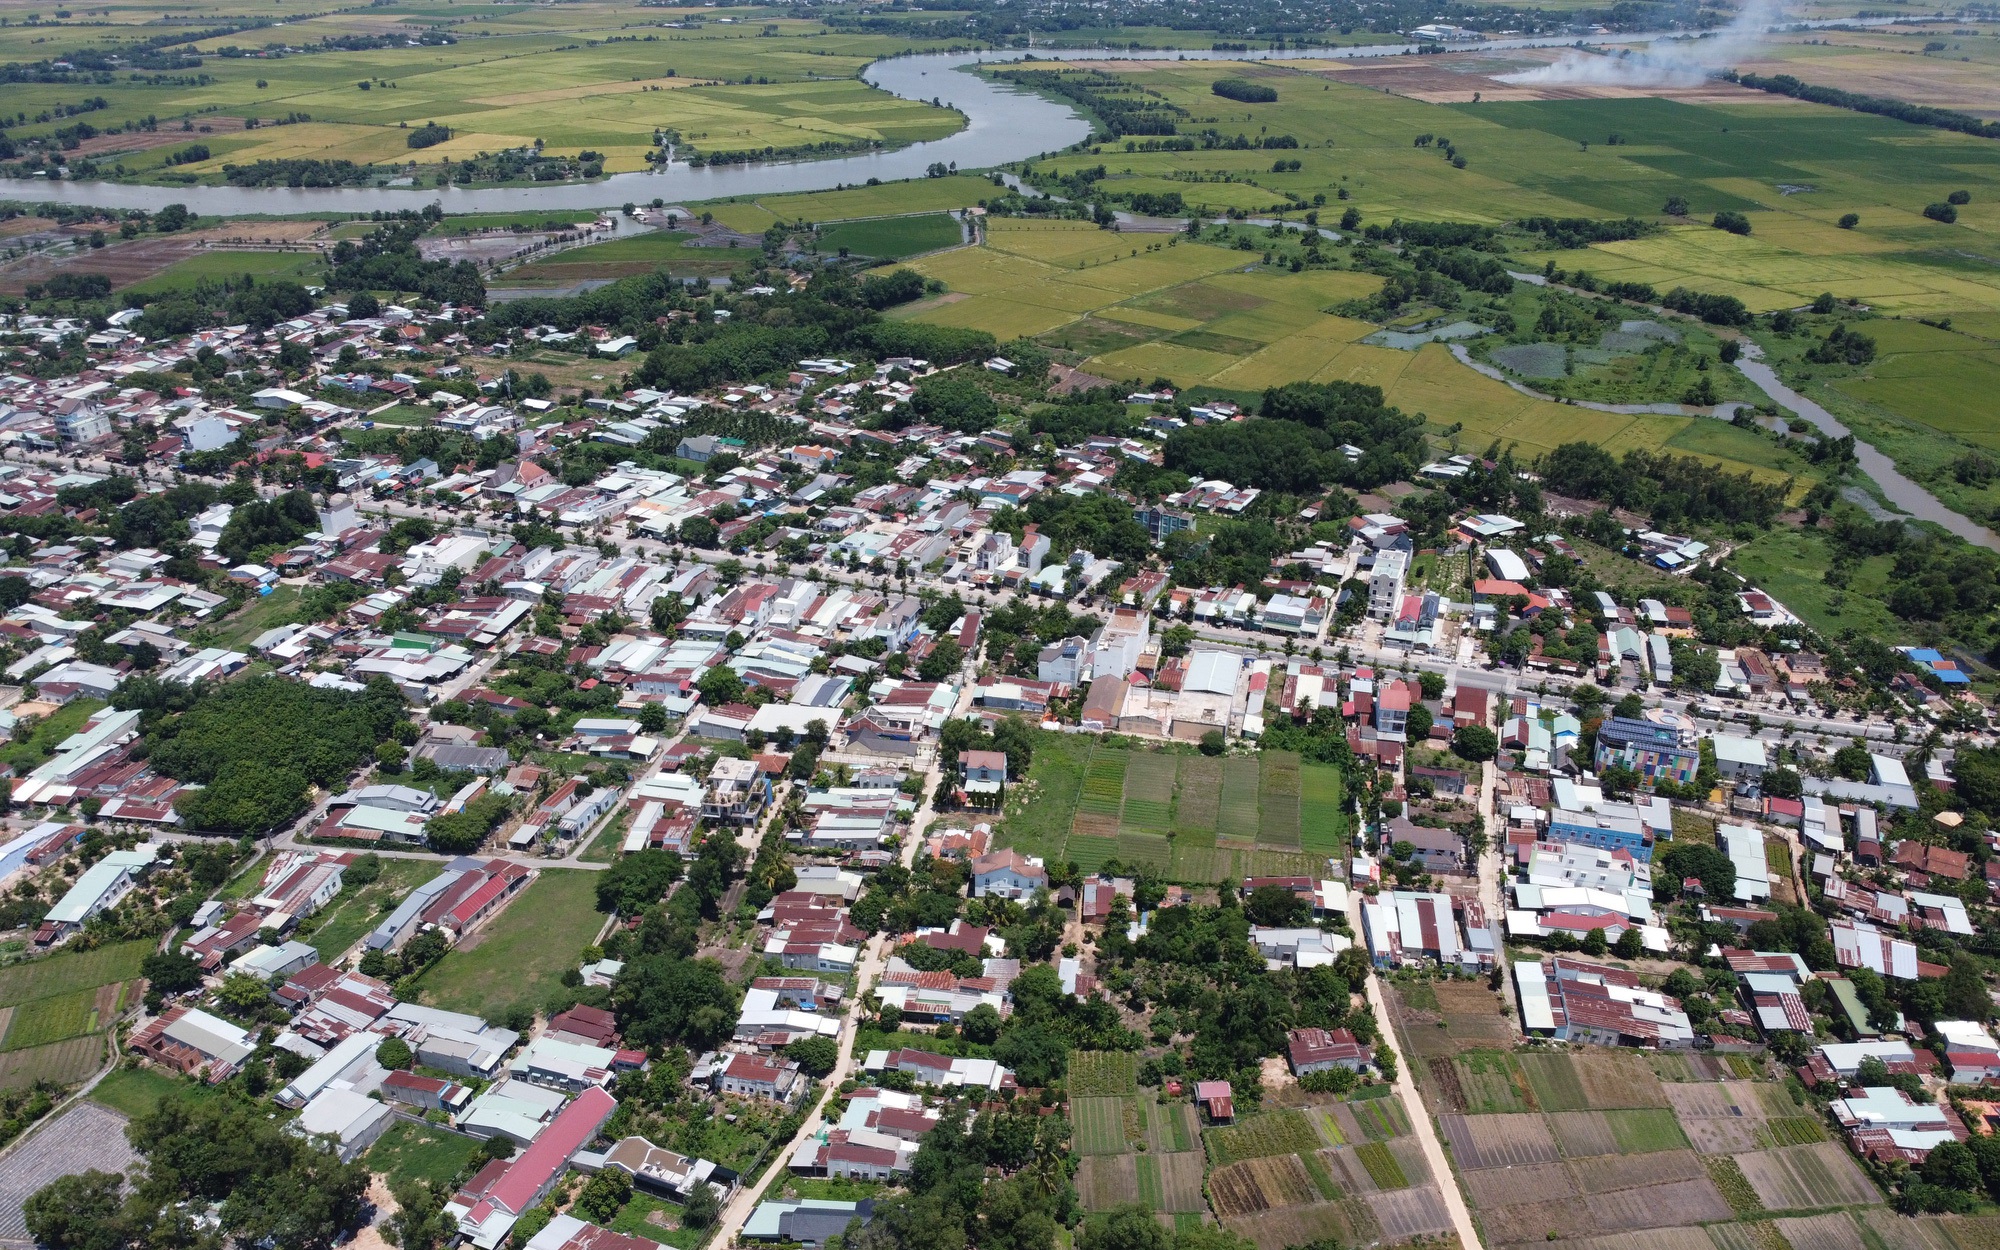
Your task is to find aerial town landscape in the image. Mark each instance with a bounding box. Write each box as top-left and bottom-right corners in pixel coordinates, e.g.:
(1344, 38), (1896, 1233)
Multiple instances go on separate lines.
(0, 0), (1994, 1248)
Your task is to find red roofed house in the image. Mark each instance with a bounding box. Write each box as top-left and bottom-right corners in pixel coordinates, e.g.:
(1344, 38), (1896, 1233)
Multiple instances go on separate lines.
(1286, 1027), (1374, 1077)
(1195, 1080), (1234, 1123)
(450, 1085), (617, 1245)
(547, 1005), (622, 1049)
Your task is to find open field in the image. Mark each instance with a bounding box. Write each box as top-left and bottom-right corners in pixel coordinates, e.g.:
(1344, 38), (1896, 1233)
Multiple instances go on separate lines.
(0, 10), (967, 184)
(366, 1118), (484, 1191)
(90, 1065), (211, 1120)
(1735, 1142), (1883, 1212)
(415, 868), (600, 1021)
(999, 737), (1330, 882)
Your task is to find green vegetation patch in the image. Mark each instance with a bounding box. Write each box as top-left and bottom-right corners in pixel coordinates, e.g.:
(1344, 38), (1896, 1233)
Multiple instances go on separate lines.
(415, 869), (602, 1020)
(1454, 1050), (1533, 1114)
(819, 213), (963, 260)
(1069, 1051), (1140, 1097)
(91, 1065), (208, 1119)
(1216, 757), (1263, 841)
(2, 987), (106, 1052)
(1353, 1141), (1410, 1190)
(1606, 1108), (1692, 1154)
(365, 1119), (484, 1191)
(1519, 1053), (1591, 1113)
(1300, 764), (1347, 853)
(0, 941), (147, 1008)
(1207, 1109), (1321, 1166)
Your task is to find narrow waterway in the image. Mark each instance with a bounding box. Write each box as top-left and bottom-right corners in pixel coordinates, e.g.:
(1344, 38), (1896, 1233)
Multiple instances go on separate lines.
(1734, 357), (2000, 551)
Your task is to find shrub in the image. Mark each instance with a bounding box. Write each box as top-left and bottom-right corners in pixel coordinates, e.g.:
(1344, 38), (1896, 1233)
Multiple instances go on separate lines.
(1712, 211), (1752, 235)
(1924, 202), (1959, 224)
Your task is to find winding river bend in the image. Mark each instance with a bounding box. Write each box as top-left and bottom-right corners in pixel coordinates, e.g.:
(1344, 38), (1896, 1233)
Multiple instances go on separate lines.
(0, 29), (1862, 215)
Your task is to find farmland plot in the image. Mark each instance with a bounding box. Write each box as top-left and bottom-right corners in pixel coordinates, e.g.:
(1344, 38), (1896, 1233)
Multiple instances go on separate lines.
(1549, 1111), (1623, 1158)
(1584, 1176), (1728, 1232)
(1217, 758), (1263, 840)
(1076, 751), (1130, 837)
(1571, 1149), (1707, 1194)
(1464, 1162), (1576, 1209)
(0, 1101), (138, 1240)
(1664, 1081), (1767, 1155)
(1206, 1110), (1320, 1166)
(1209, 1155), (1318, 1216)
(1143, 1092), (1198, 1154)
(1121, 754), (1179, 834)
(1174, 757), (1224, 834)
(1772, 1212), (1871, 1250)
(1451, 1050), (1533, 1113)
(1155, 1151), (1208, 1212)
(1076, 1097), (1133, 1155)
(1222, 1198), (1376, 1250)
(1736, 1142), (1882, 1211)
(1364, 1187), (1454, 1240)
(1078, 1154), (1139, 1210)
(1070, 1052), (1139, 1097)
(1607, 1108), (1692, 1154)
(1438, 1112), (1560, 1168)
(1520, 1053), (1592, 1111)
(1483, 1195), (1603, 1245)
(1537, 1231), (1716, 1250)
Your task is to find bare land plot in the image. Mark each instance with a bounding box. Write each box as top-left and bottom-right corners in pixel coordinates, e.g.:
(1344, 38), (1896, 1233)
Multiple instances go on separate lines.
(1155, 1151), (1207, 1213)
(1585, 1177), (1736, 1231)
(1736, 1142), (1882, 1211)
(1221, 1199), (1378, 1250)
(1570, 1149), (1708, 1194)
(1365, 1186), (1455, 1240)
(1465, 1162), (1577, 1208)
(1078, 1153), (1139, 1210)
(1483, 1195), (1602, 1245)
(1519, 1230), (1716, 1250)
(1773, 1211), (1870, 1250)
(1438, 1112), (1560, 1169)
(1549, 1111), (1622, 1158)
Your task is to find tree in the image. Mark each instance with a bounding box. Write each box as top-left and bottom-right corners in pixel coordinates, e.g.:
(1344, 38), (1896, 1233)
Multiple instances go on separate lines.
(1832, 744), (1872, 781)
(1417, 670), (1445, 701)
(376, 1037), (413, 1070)
(993, 1021), (1068, 1088)
(1079, 1204), (1172, 1250)
(386, 1178), (455, 1250)
(141, 950), (203, 996)
(1404, 705), (1433, 742)
(218, 972), (272, 1014)
(786, 1035), (839, 1077)
(919, 638), (965, 683)
(596, 849), (683, 915)
(1244, 885), (1308, 927)
(1613, 927), (1644, 959)
(695, 664), (744, 707)
(1452, 725), (1497, 761)
(1657, 840), (1739, 901)
(23, 1170), (125, 1250)
(611, 956), (738, 1049)
(682, 1183), (721, 1229)
(961, 1003), (1002, 1045)
(1199, 730), (1225, 757)
(574, 1169), (632, 1224)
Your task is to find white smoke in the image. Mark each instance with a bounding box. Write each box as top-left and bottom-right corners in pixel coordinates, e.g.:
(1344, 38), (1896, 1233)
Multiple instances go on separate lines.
(1498, 0), (1784, 87)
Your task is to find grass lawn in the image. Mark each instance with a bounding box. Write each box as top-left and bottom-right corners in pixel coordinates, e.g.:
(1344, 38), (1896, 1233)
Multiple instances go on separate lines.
(0, 940), (148, 1008)
(0, 699), (105, 775)
(297, 859), (445, 964)
(91, 1065), (212, 1119)
(414, 869), (602, 1022)
(610, 1193), (706, 1249)
(364, 1118), (484, 1191)
(578, 811), (628, 864)
(123, 250), (324, 295)
(818, 213), (962, 260)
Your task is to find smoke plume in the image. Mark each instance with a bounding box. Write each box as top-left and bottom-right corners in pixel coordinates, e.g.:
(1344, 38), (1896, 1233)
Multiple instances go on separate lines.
(1498, 0), (1784, 87)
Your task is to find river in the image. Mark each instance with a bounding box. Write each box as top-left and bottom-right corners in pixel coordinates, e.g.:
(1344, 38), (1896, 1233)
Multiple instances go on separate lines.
(0, 23), (1891, 215)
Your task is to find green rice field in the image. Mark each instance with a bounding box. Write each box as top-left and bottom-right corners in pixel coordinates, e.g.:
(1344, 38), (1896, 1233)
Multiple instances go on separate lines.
(817, 213), (963, 260)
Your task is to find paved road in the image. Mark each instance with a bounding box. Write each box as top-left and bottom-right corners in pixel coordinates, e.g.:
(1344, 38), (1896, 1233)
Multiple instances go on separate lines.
(1347, 888), (1484, 1250)
(708, 720), (952, 1245)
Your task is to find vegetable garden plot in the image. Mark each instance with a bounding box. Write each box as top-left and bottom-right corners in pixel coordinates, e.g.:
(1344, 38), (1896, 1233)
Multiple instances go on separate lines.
(1735, 1142), (1882, 1211)
(1439, 1112), (1560, 1169)
(1076, 1097), (1134, 1155)
(1222, 1198), (1376, 1250)
(1483, 1195), (1604, 1246)
(1078, 1153), (1140, 1209)
(1464, 1161), (1577, 1208)
(1069, 1052), (1139, 1097)
(1521, 1053), (1591, 1111)
(1217, 757), (1263, 840)
(1209, 1155), (1318, 1217)
(1549, 1111), (1622, 1158)
(1207, 1110), (1321, 1165)
(1155, 1151), (1208, 1212)
(1364, 1186), (1454, 1240)
(1570, 1149), (1708, 1194)
(1174, 757), (1224, 833)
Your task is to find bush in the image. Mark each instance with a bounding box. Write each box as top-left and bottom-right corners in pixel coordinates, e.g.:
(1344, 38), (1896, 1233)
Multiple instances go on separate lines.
(1838, 213), (1859, 228)
(1925, 202), (1959, 224)
(1712, 211), (1752, 235)
(1212, 78), (1277, 104)
(1948, 189), (1971, 205)
(407, 122), (451, 150)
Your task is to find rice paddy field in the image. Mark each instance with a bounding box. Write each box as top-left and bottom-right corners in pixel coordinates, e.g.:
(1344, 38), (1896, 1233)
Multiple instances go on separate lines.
(904, 219), (1804, 489)
(995, 735), (1344, 882)
(1409, 1034), (1904, 1250)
